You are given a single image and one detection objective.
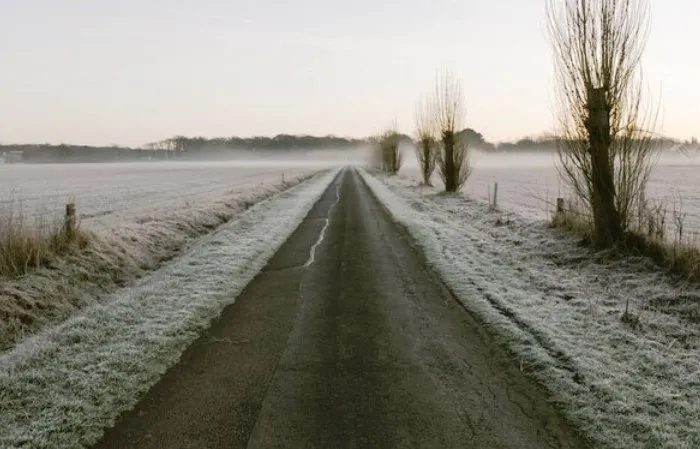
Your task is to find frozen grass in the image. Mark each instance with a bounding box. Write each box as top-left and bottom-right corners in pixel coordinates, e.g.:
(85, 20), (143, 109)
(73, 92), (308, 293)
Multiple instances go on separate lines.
(0, 169), (321, 351)
(359, 168), (700, 449)
(553, 199), (700, 283)
(0, 167), (341, 449)
(0, 200), (90, 278)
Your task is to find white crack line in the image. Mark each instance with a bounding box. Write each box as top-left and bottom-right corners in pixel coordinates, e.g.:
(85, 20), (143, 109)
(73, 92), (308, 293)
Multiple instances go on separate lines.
(304, 181), (341, 268)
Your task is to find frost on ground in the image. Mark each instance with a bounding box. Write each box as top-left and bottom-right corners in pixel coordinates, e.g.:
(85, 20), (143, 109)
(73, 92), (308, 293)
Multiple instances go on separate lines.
(400, 152), (700, 233)
(0, 167), (340, 449)
(0, 166), (323, 350)
(359, 168), (700, 449)
(0, 161), (327, 230)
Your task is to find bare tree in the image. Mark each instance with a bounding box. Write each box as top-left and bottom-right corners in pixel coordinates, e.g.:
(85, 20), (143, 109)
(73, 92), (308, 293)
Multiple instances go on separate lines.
(434, 72), (471, 192)
(378, 128), (402, 175)
(415, 95), (438, 186)
(547, 0), (657, 248)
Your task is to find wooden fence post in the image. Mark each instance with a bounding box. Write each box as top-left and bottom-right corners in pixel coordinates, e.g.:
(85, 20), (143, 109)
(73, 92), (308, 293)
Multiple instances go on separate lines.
(493, 182), (498, 210)
(64, 203), (77, 240)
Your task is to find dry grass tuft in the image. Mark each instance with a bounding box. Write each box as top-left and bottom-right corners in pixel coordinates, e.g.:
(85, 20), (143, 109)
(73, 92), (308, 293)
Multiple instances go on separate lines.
(0, 201), (90, 279)
(553, 198), (700, 283)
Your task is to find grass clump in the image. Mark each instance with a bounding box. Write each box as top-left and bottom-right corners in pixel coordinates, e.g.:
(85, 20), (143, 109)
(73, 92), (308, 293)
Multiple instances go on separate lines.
(0, 201), (90, 278)
(553, 197), (700, 283)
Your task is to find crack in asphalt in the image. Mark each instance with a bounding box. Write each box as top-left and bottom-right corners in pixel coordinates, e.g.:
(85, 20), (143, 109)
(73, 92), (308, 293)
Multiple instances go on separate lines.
(304, 181), (341, 269)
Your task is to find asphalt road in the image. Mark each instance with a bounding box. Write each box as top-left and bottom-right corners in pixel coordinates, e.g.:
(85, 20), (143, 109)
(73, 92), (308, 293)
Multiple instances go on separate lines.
(92, 168), (588, 449)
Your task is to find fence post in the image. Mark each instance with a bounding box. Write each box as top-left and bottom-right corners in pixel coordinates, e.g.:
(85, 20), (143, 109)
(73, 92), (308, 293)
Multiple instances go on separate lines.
(64, 202), (77, 240)
(493, 182), (498, 210)
(556, 198), (565, 214)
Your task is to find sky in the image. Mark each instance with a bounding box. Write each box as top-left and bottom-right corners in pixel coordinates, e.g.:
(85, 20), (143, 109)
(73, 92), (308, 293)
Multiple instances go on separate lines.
(0, 0), (698, 147)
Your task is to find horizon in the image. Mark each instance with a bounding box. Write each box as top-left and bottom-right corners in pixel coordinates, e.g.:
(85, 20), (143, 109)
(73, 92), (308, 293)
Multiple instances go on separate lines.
(1, 128), (696, 150)
(1, 0), (698, 147)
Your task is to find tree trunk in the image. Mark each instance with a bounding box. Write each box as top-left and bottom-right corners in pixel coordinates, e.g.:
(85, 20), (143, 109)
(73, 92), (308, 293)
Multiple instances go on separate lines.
(588, 87), (622, 248)
(421, 138), (432, 186)
(443, 130), (456, 192)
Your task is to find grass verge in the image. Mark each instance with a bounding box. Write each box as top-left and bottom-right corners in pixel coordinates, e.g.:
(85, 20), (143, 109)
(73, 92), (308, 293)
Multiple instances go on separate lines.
(0, 171), (321, 351)
(553, 199), (700, 283)
(360, 168), (700, 449)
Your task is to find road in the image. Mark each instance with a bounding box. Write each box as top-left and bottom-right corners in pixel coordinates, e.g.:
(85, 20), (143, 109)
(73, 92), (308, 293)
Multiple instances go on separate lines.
(92, 168), (588, 449)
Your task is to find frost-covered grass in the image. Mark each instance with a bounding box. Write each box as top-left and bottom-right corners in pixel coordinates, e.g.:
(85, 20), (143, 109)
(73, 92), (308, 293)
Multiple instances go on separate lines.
(0, 200), (90, 278)
(0, 167), (340, 449)
(359, 168), (700, 449)
(553, 198), (700, 283)
(0, 168), (322, 350)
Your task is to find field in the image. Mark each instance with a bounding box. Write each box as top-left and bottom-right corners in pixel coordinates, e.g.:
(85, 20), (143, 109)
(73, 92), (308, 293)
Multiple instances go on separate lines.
(401, 151), (700, 236)
(0, 160), (336, 232)
(5, 153), (695, 234)
(0, 160), (340, 351)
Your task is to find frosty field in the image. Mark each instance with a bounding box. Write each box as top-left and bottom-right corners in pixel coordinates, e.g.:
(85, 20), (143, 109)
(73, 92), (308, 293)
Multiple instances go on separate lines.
(0, 160), (336, 351)
(402, 151), (700, 235)
(0, 160), (335, 231)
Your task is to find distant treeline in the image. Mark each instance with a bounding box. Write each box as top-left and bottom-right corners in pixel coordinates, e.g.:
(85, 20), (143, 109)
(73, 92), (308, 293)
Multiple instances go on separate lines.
(0, 135), (366, 163)
(153, 130), (497, 157)
(0, 144), (168, 163)
(1, 130), (693, 163)
(152, 135), (366, 152)
(493, 136), (692, 153)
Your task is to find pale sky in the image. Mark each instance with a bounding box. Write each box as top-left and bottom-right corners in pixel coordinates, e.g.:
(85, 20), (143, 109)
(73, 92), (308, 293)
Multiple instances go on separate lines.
(1, 0), (698, 147)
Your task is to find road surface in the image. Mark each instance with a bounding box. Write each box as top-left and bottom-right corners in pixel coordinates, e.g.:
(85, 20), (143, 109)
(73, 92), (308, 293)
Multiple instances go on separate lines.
(92, 168), (588, 449)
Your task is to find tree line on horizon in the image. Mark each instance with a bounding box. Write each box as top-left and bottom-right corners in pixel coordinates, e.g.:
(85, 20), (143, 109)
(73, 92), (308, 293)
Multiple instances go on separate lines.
(2, 129), (693, 164)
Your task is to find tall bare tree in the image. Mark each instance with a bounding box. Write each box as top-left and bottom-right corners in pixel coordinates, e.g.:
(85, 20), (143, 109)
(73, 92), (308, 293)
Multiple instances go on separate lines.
(547, 0), (657, 248)
(415, 95), (438, 186)
(434, 72), (471, 192)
